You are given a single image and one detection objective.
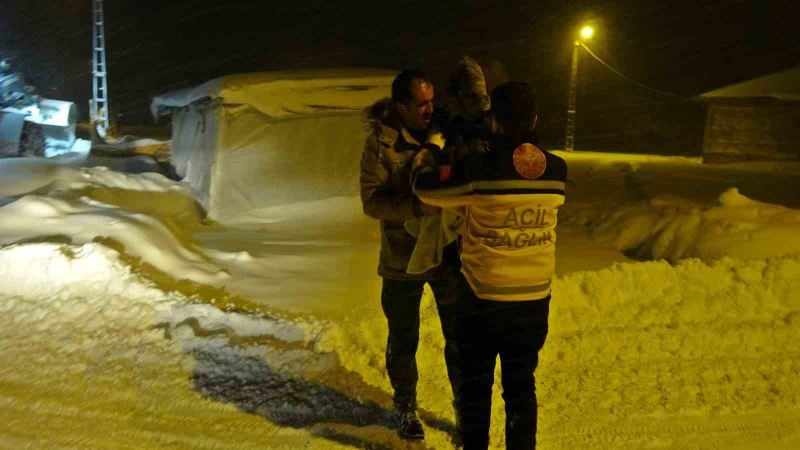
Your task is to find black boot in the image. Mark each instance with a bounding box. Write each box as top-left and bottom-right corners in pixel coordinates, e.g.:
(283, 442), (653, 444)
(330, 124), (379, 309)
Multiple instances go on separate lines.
(397, 410), (425, 440)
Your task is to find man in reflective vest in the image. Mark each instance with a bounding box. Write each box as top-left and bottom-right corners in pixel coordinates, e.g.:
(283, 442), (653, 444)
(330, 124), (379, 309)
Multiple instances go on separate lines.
(413, 81), (567, 449)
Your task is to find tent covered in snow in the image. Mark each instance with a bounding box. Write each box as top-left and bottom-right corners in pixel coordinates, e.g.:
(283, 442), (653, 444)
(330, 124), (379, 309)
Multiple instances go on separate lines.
(700, 66), (800, 163)
(151, 69), (395, 219)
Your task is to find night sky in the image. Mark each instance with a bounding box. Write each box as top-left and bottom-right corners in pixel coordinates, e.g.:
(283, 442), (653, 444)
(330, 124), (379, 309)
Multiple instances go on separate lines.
(2, 0), (799, 149)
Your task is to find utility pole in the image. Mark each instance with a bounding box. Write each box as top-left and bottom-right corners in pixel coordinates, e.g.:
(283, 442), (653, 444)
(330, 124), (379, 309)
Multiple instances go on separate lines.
(565, 40), (580, 151)
(90, 0), (110, 141)
(565, 25), (594, 151)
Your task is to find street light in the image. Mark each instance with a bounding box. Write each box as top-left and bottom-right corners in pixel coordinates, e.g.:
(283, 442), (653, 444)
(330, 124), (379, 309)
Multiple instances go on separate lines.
(565, 25), (594, 151)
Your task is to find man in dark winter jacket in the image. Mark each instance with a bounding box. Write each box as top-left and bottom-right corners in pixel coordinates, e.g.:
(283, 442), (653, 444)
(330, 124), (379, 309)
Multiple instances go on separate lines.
(359, 69), (461, 440)
(413, 81), (566, 449)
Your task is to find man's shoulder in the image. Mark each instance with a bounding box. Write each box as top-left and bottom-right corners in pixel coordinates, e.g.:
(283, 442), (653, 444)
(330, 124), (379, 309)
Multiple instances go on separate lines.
(513, 146), (566, 182)
(367, 124), (399, 149)
(541, 150), (567, 180)
(542, 149), (566, 164)
(461, 142), (566, 183)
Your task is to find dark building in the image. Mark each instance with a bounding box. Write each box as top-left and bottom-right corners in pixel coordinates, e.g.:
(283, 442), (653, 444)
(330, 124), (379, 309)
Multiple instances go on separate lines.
(701, 66), (800, 163)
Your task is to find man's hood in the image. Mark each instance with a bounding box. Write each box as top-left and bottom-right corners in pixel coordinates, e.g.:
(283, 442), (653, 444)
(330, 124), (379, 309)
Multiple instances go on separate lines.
(365, 97), (402, 132)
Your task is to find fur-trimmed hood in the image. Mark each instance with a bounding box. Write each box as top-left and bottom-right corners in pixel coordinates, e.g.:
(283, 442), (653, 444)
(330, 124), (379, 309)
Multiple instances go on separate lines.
(365, 97), (402, 132)
(364, 97), (405, 146)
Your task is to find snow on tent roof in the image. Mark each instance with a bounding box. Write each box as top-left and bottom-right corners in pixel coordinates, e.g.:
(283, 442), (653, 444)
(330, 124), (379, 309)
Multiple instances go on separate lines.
(150, 68), (396, 119)
(700, 66), (800, 101)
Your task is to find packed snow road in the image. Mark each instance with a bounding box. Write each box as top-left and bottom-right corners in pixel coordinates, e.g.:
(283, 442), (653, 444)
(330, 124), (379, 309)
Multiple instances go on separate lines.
(0, 154), (799, 448)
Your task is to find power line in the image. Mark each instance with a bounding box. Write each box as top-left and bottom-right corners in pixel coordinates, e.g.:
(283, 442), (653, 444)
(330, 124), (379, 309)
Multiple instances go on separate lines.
(580, 42), (683, 98)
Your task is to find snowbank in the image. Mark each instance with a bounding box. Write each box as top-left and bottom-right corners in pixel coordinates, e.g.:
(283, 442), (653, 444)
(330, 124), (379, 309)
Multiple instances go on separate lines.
(321, 254), (800, 448)
(0, 159), (215, 285)
(547, 255), (800, 448)
(578, 187), (800, 262)
(0, 158), (382, 317)
(558, 151), (800, 263)
(1, 150), (799, 448)
(2, 154), (799, 315)
(0, 243), (353, 449)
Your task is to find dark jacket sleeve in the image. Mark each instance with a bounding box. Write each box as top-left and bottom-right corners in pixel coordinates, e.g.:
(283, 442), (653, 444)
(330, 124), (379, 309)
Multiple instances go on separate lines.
(359, 133), (420, 222)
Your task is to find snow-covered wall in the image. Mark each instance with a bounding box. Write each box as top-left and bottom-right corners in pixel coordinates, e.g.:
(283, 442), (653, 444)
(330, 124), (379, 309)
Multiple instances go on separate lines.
(170, 104), (219, 209)
(210, 107), (368, 219)
(170, 104), (369, 220)
(159, 69), (393, 220)
(703, 102), (800, 163)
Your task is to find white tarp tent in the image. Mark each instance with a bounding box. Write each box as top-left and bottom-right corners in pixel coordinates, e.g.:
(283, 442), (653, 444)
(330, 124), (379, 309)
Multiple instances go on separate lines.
(151, 69), (395, 220)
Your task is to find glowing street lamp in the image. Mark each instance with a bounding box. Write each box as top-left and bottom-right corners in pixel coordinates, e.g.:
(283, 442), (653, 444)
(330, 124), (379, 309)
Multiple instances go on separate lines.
(565, 25), (594, 151)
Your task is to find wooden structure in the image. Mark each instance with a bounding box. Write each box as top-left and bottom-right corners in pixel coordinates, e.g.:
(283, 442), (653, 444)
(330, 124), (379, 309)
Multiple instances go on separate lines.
(701, 67), (800, 163)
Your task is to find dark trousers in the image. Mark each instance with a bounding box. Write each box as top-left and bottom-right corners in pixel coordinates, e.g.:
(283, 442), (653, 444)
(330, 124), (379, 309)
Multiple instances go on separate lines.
(456, 276), (550, 450)
(381, 275), (461, 413)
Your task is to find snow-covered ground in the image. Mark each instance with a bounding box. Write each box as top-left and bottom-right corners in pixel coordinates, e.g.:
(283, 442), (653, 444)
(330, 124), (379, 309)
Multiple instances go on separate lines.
(0, 151), (799, 449)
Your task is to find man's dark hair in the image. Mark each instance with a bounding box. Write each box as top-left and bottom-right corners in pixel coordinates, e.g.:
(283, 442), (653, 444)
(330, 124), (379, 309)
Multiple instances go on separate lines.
(392, 69), (431, 104)
(490, 81), (537, 136)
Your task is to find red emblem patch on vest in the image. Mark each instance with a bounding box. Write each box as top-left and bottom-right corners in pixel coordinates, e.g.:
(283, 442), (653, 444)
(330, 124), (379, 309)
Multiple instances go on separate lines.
(439, 165), (452, 182)
(512, 143), (547, 179)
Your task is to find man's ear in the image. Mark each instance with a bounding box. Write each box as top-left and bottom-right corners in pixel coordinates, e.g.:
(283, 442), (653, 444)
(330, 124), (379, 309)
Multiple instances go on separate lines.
(395, 101), (408, 115)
